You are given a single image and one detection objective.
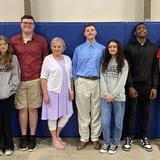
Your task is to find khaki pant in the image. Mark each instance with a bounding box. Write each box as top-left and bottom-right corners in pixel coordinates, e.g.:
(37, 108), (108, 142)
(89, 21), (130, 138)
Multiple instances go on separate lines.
(15, 79), (42, 109)
(75, 77), (101, 142)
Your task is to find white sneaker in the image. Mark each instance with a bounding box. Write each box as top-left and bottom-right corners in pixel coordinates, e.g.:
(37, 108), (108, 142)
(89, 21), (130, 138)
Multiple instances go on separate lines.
(108, 145), (118, 154)
(5, 149), (13, 156)
(140, 138), (152, 152)
(0, 150), (4, 156)
(100, 144), (109, 153)
(123, 137), (133, 151)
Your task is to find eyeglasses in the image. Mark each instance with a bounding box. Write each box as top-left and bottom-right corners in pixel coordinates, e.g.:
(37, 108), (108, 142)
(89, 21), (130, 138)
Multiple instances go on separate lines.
(21, 22), (35, 25)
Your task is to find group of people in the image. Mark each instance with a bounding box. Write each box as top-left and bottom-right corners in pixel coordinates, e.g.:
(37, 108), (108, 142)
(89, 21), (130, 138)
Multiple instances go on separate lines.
(0, 15), (159, 157)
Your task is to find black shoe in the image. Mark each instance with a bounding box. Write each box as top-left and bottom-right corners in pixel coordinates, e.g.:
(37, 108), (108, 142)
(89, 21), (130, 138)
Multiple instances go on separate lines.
(140, 137), (152, 152)
(19, 135), (28, 151)
(27, 135), (37, 152)
(122, 137), (133, 151)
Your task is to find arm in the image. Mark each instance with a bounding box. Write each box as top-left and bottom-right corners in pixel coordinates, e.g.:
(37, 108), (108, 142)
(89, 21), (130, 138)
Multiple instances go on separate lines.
(10, 55), (20, 91)
(124, 45), (138, 97)
(157, 48), (160, 63)
(72, 48), (78, 81)
(41, 36), (48, 58)
(41, 79), (50, 104)
(151, 46), (159, 89)
(40, 57), (50, 104)
(69, 78), (74, 101)
(100, 67), (110, 100)
(124, 45), (134, 88)
(68, 57), (74, 101)
(150, 46), (159, 99)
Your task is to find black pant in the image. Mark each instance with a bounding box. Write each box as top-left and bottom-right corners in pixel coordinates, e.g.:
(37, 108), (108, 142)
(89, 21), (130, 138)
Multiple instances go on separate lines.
(124, 84), (151, 138)
(0, 94), (15, 150)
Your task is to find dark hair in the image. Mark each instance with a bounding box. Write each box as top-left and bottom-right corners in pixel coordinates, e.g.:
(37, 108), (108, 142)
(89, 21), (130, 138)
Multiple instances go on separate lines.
(0, 35), (14, 69)
(84, 23), (96, 31)
(21, 15), (35, 23)
(133, 22), (148, 33)
(102, 39), (125, 73)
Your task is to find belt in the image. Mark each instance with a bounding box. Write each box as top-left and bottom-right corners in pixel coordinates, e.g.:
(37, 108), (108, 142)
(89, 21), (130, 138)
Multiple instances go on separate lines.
(78, 76), (100, 80)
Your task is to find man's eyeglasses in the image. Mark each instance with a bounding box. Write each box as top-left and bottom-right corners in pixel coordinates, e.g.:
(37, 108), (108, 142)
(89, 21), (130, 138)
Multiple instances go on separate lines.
(21, 22), (35, 25)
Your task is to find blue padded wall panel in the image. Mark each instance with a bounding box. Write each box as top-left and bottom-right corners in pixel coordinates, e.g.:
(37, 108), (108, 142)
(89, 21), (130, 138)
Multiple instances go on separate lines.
(0, 23), (4, 35)
(35, 22), (48, 44)
(94, 22), (126, 46)
(44, 23), (85, 58)
(146, 22), (160, 46)
(124, 22), (138, 44)
(4, 22), (21, 39)
(0, 22), (160, 138)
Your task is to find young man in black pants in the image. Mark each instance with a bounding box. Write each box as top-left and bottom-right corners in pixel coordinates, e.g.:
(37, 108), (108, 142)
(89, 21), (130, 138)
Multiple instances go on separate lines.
(123, 23), (159, 152)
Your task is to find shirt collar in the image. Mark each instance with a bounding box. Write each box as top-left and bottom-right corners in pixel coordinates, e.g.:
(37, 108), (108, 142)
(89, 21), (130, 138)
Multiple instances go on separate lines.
(18, 32), (36, 40)
(85, 40), (97, 49)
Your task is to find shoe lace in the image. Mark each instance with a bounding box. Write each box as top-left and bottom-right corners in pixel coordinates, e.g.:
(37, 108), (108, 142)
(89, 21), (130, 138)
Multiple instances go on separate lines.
(126, 137), (132, 145)
(110, 145), (116, 150)
(143, 138), (150, 145)
(102, 144), (109, 150)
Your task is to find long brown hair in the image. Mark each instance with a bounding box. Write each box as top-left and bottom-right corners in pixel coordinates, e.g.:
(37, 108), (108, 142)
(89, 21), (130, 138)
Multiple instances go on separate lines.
(0, 36), (14, 69)
(102, 39), (125, 73)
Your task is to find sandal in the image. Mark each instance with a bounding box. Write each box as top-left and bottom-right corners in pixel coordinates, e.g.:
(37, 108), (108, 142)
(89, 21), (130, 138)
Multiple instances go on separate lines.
(58, 138), (67, 146)
(52, 140), (65, 150)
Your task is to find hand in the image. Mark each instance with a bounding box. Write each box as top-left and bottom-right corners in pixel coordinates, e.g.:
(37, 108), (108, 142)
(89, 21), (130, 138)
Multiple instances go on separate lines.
(104, 95), (113, 102)
(69, 91), (74, 101)
(128, 87), (138, 98)
(150, 88), (157, 100)
(43, 94), (50, 104)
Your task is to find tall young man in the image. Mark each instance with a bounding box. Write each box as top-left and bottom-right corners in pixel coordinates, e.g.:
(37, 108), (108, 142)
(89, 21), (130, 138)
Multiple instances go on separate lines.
(11, 15), (48, 151)
(72, 24), (105, 150)
(123, 23), (159, 152)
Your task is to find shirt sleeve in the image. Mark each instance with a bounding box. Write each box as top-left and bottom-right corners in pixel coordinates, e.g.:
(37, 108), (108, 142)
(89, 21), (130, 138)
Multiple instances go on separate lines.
(151, 46), (159, 88)
(100, 67), (109, 97)
(68, 57), (73, 78)
(10, 55), (20, 91)
(40, 57), (49, 79)
(124, 45), (133, 88)
(41, 36), (48, 58)
(72, 48), (78, 80)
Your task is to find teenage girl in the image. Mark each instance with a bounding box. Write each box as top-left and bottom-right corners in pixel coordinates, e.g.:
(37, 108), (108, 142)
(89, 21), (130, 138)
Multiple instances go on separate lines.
(0, 36), (20, 156)
(99, 40), (128, 154)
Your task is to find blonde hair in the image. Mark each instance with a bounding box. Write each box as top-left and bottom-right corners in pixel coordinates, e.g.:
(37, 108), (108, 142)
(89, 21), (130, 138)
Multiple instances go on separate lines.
(50, 37), (66, 52)
(0, 35), (14, 69)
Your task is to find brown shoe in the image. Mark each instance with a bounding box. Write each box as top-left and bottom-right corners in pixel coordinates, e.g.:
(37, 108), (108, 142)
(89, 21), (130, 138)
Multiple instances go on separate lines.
(93, 141), (101, 150)
(77, 141), (88, 150)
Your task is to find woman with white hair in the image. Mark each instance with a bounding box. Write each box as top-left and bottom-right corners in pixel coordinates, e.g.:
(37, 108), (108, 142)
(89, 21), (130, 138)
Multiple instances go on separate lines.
(41, 37), (74, 149)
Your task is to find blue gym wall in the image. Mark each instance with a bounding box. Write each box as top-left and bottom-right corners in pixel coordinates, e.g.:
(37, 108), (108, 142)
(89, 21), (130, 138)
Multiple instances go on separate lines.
(0, 22), (160, 138)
